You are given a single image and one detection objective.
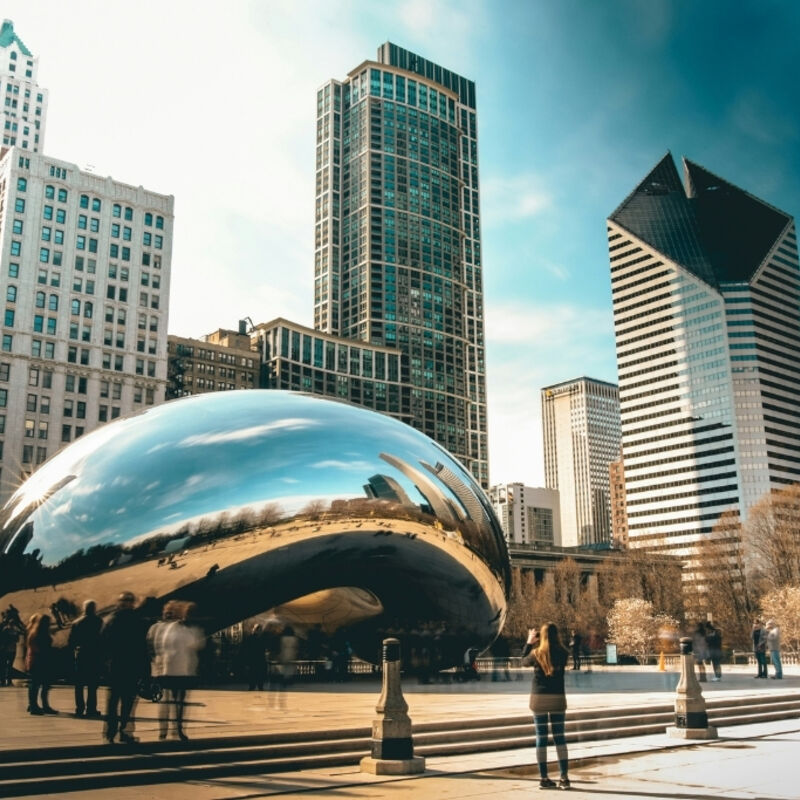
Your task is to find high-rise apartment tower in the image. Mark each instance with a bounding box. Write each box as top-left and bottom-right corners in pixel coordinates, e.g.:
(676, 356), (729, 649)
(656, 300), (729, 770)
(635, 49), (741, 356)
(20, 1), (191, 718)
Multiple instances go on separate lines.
(541, 377), (621, 548)
(608, 153), (800, 560)
(315, 43), (488, 487)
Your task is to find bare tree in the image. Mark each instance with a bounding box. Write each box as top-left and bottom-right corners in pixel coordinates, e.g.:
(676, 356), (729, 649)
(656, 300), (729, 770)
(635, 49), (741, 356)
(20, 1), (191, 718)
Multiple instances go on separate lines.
(744, 483), (800, 592)
(760, 586), (800, 654)
(683, 510), (755, 649)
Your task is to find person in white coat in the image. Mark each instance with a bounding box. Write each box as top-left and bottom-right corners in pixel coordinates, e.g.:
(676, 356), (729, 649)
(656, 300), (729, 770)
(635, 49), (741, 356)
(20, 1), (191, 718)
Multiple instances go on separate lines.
(765, 620), (783, 680)
(148, 601), (204, 740)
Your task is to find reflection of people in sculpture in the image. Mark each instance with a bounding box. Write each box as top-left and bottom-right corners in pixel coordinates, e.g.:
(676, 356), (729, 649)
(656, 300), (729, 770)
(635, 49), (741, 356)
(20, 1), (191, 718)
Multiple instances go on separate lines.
(1, 608), (24, 686)
(26, 614), (58, 715)
(102, 591), (147, 744)
(273, 625), (299, 708)
(68, 600), (103, 717)
(148, 601), (204, 741)
(242, 623), (266, 691)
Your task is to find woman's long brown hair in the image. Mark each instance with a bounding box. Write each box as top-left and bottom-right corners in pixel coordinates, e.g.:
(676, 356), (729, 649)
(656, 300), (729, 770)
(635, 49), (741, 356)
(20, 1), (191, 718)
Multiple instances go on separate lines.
(534, 622), (566, 676)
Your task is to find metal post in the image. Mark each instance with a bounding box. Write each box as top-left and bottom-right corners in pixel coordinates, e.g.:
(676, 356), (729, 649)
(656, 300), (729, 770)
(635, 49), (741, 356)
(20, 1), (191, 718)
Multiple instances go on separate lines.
(666, 636), (718, 739)
(360, 638), (425, 774)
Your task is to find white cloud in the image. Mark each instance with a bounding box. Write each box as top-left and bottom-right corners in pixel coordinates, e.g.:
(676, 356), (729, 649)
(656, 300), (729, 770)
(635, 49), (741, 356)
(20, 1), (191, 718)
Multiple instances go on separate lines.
(486, 302), (612, 345)
(482, 174), (553, 226)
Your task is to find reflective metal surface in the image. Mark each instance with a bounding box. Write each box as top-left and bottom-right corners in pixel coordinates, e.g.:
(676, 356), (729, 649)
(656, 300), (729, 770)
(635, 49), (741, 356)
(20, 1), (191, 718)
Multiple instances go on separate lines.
(0, 391), (509, 665)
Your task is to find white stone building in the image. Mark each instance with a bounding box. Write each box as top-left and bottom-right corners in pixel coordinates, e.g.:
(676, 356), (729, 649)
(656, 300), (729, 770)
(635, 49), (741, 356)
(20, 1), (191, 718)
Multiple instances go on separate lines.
(0, 149), (173, 500)
(488, 482), (561, 547)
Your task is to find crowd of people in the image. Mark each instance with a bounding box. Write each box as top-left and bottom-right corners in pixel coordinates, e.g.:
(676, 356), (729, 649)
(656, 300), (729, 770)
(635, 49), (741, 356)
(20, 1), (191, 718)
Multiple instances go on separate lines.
(4, 592), (204, 743)
(1, 596), (791, 763)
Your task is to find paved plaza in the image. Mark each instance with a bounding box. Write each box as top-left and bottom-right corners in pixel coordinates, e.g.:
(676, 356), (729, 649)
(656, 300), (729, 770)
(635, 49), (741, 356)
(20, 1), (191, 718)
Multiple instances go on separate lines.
(1, 664), (798, 798)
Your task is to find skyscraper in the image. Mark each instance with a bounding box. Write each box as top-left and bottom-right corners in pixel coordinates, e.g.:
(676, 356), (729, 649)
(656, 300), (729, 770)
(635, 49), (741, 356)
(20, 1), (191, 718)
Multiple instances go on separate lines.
(0, 23), (173, 502)
(608, 153), (800, 560)
(541, 377), (621, 548)
(315, 43), (488, 487)
(0, 19), (48, 153)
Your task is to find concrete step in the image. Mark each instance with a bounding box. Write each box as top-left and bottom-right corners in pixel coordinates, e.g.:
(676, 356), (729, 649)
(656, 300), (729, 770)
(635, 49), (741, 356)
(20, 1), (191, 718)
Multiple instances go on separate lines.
(1, 692), (798, 797)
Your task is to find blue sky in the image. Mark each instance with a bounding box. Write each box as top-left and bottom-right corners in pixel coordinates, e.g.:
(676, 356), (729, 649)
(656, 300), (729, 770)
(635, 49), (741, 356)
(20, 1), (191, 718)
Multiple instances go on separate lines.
(6, 0), (800, 486)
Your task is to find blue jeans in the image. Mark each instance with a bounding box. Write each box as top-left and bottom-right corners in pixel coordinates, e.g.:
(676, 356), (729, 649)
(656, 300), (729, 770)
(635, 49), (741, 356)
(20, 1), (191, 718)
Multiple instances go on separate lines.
(770, 650), (783, 679)
(533, 711), (568, 777)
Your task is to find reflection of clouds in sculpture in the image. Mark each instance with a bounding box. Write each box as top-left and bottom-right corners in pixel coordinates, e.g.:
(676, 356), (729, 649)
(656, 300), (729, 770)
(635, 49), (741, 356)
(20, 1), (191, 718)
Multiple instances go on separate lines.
(1, 391), (509, 663)
(312, 459), (375, 471)
(178, 418), (320, 448)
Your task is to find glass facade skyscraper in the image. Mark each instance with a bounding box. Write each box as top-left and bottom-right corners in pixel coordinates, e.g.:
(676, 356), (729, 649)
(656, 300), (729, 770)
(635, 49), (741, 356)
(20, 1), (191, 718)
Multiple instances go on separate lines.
(315, 43), (488, 487)
(608, 153), (800, 560)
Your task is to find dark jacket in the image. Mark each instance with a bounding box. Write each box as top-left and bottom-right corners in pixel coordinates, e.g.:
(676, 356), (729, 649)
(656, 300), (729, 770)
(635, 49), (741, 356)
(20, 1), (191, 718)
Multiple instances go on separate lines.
(69, 614), (103, 671)
(522, 644), (568, 713)
(101, 607), (147, 680)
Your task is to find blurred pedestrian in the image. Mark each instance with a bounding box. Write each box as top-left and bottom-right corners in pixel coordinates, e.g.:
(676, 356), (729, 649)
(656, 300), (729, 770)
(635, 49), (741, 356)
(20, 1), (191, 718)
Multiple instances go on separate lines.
(68, 600), (103, 717)
(242, 623), (266, 691)
(765, 620), (783, 679)
(273, 625), (299, 707)
(522, 622), (570, 790)
(101, 591), (147, 744)
(25, 614), (57, 715)
(569, 629), (582, 671)
(1, 610), (23, 686)
(752, 619), (767, 679)
(692, 622), (708, 682)
(704, 622), (722, 681)
(148, 601), (204, 740)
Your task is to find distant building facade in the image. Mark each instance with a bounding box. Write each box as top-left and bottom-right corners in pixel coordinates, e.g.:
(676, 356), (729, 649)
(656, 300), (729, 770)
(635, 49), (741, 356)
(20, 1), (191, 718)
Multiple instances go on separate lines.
(0, 19), (48, 153)
(0, 149), (173, 499)
(0, 22), (173, 503)
(251, 318), (410, 424)
(167, 328), (257, 399)
(541, 377), (621, 548)
(608, 153), (800, 561)
(608, 452), (628, 548)
(488, 482), (561, 547)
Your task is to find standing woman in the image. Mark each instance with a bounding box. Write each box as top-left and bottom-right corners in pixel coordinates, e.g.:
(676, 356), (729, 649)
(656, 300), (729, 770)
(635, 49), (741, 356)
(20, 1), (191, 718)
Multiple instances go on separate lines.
(26, 614), (57, 715)
(522, 622), (570, 789)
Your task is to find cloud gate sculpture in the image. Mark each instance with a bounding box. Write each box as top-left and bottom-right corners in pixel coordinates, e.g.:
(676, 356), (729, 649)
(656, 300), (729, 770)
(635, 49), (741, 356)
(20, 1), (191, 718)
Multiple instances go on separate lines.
(0, 391), (509, 666)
